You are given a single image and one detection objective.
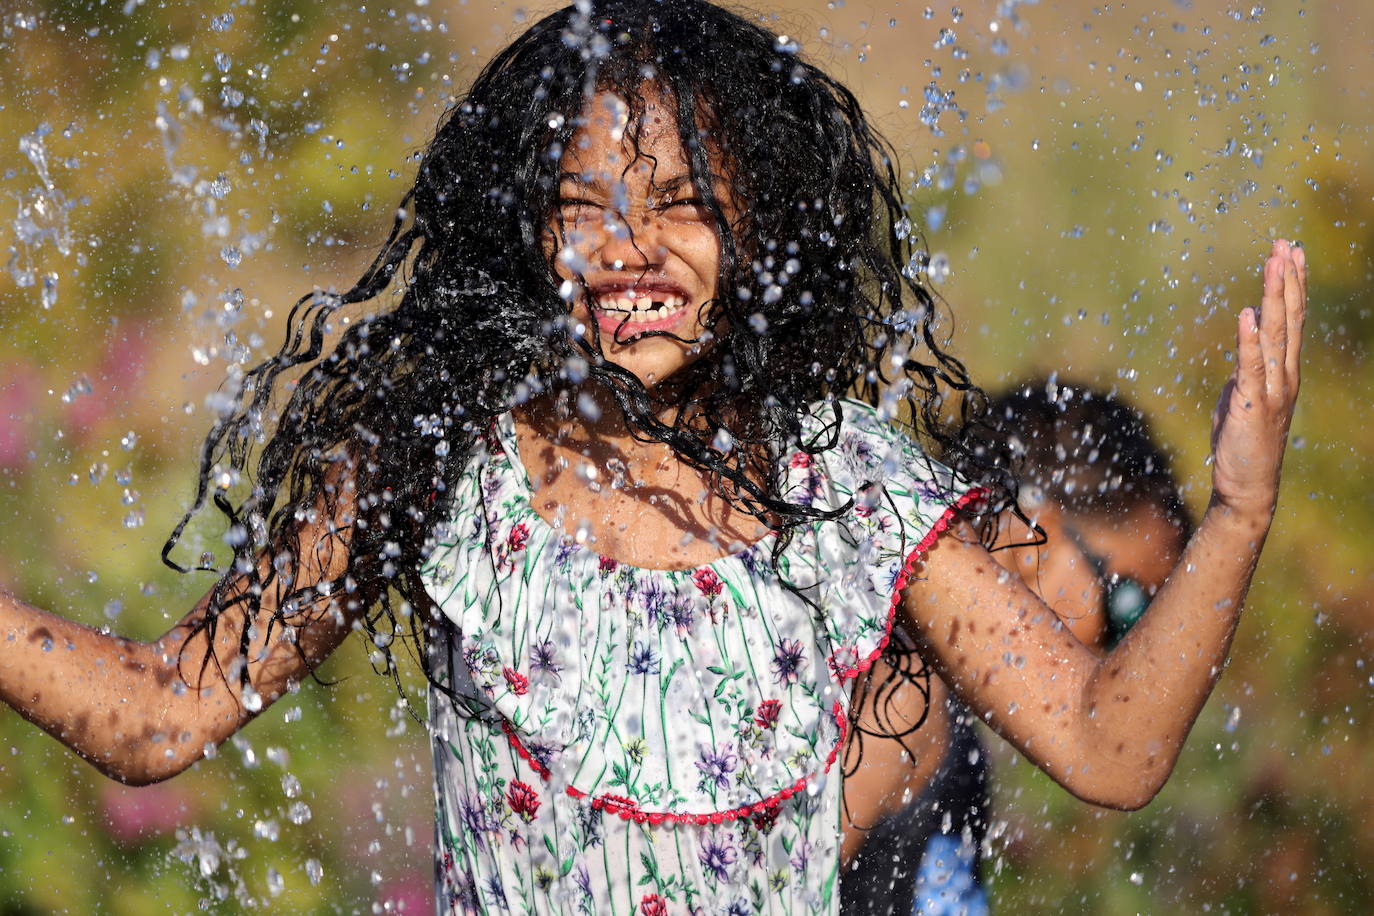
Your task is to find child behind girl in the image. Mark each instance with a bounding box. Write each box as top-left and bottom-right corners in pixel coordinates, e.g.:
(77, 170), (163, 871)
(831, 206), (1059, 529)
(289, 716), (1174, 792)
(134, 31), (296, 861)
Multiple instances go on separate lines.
(842, 379), (1197, 916)
(0, 3), (1305, 915)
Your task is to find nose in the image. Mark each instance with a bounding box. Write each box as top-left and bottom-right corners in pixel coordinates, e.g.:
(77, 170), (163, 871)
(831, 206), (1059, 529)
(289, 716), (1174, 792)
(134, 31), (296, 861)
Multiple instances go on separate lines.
(595, 209), (667, 272)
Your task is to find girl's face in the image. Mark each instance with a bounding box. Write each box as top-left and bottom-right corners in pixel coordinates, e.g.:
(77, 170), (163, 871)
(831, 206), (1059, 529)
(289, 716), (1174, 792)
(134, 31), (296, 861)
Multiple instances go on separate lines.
(549, 88), (735, 388)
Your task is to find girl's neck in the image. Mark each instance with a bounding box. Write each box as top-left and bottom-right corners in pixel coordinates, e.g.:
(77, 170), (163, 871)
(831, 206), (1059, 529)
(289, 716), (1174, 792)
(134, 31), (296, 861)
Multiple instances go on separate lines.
(518, 384), (691, 456)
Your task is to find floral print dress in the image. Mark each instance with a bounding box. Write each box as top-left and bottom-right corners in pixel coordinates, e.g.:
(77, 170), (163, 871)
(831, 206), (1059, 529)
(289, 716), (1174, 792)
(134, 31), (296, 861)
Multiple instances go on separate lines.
(420, 399), (980, 916)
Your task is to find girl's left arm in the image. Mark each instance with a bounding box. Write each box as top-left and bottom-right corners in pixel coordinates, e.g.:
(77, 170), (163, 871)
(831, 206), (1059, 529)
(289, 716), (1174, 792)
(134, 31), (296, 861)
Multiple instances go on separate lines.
(899, 239), (1305, 810)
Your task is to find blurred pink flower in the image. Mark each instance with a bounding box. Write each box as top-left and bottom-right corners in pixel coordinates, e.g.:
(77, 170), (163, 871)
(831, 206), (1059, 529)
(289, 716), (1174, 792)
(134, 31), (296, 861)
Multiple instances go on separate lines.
(67, 323), (148, 436)
(378, 871), (433, 914)
(100, 780), (196, 844)
(0, 364), (40, 468)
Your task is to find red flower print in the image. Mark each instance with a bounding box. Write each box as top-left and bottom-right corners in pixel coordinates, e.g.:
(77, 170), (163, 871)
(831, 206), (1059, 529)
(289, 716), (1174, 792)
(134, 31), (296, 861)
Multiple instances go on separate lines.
(506, 522), (531, 553)
(503, 666), (529, 696)
(599, 555), (619, 574)
(640, 894), (668, 916)
(754, 699), (782, 730)
(692, 567), (723, 596)
(789, 452), (813, 469)
(751, 804), (781, 833)
(507, 780), (540, 822)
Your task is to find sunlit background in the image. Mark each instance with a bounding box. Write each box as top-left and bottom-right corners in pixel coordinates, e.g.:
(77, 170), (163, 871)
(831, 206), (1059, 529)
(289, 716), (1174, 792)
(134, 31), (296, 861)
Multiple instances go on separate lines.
(0, 0), (1369, 912)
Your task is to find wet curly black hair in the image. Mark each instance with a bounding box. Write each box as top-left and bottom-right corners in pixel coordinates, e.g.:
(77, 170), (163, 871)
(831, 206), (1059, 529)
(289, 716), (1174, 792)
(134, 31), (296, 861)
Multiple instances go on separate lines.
(166, 0), (1014, 759)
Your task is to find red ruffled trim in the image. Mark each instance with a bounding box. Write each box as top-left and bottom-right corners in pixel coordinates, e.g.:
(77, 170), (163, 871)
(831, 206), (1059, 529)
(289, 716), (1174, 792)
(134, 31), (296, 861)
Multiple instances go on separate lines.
(494, 486), (984, 828)
(828, 486), (988, 680)
(501, 703), (848, 827)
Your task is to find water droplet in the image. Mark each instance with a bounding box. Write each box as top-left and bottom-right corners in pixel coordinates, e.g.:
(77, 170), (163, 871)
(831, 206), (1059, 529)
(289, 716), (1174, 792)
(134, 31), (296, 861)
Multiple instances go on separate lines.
(926, 252), (951, 284)
(123, 508), (145, 529)
(925, 205), (947, 233)
(305, 859), (324, 886)
(120, 431), (138, 451)
(576, 391), (601, 421)
(40, 272), (58, 309)
(61, 375), (92, 403)
(221, 245), (242, 268)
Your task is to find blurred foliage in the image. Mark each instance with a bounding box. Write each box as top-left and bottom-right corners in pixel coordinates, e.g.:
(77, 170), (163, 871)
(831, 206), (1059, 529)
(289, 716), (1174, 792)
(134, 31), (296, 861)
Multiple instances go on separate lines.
(0, 0), (1371, 913)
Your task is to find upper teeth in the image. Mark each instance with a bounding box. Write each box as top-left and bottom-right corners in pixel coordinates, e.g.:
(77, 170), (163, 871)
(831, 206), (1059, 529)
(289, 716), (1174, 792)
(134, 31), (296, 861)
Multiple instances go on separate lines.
(594, 292), (687, 320)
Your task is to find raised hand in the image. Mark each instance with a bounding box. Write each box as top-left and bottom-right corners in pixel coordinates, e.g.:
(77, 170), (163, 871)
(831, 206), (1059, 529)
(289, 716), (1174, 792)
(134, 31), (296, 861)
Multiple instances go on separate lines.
(1210, 238), (1307, 523)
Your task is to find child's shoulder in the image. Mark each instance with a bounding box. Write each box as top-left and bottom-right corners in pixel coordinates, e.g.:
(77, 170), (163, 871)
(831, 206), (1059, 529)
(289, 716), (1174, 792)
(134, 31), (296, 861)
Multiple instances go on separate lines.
(799, 397), (925, 459)
(799, 397), (964, 500)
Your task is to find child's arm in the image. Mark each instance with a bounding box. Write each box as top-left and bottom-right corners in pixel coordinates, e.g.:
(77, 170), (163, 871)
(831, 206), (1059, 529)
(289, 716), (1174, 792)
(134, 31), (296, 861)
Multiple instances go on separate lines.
(901, 239), (1304, 809)
(0, 469), (371, 786)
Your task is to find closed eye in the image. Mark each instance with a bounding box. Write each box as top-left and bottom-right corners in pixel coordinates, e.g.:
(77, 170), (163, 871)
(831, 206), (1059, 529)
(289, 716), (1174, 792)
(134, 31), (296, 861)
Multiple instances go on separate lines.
(658, 197), (711, 221)
(556, 197), (604, 224)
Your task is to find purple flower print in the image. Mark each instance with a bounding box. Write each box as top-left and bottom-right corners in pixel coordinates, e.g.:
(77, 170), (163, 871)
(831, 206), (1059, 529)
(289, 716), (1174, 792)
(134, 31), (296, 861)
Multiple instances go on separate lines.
(524, 740), (557, 772)
(770, 638), (806, 686)
(841, 433), (874, 473)
(575, 863), (594, 912)
(882, 562), (903, 594)
(698, 833), (739, 883)
(790, 839), (814, 873)
(695, 744), (737, 790)
(916, 479), (949, 502)
(447, 870), (480, 914)
(641, 579), (668, 627)
(528, 639), (563, 684)
(484, 873), (509, 911)
(725, 899), (751, 916)
(458, 793), (498, 851)
(628, 641), (661, 676)
(667, 598), (695, 636)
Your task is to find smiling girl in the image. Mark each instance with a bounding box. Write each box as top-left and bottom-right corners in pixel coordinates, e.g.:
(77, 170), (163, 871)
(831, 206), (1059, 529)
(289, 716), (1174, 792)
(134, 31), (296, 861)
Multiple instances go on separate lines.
(0, 3), (1305, 915)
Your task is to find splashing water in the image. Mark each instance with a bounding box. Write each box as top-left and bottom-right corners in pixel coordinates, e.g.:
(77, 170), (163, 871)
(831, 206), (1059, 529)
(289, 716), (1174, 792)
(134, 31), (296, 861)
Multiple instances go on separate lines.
(7, 124), (76, 303)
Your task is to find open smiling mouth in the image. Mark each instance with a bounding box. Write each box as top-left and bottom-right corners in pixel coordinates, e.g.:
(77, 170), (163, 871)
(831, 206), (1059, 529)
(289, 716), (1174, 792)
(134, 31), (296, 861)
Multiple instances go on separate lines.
(590, 289), (692, 333)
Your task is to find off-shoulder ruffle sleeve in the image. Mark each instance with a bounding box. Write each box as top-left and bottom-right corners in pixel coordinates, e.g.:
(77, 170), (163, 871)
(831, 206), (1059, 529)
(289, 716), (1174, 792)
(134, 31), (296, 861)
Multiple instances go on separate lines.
(787, 399), (985, 682)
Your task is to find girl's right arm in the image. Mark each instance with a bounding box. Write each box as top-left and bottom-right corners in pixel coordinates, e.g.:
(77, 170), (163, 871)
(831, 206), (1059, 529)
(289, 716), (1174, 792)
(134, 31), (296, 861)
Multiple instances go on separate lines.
(0, 475), (371, 786)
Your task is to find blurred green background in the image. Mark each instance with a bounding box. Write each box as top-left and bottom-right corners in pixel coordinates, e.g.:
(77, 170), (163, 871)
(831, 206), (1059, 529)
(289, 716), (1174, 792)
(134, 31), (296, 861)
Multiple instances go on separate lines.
(0, 0), (1368, 913)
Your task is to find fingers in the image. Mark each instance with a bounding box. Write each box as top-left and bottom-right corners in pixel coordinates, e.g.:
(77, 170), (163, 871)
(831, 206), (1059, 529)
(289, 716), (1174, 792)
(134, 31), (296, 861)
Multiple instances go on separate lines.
(1234, 303), (1264, 409)
(1257, 240), (1289, 403)
(1253, 238), (1308, 405)
(1285, 243), (1307, 389)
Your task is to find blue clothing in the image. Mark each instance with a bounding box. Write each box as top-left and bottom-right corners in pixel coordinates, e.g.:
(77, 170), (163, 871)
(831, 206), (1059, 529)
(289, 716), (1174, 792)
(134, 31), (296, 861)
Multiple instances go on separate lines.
(839, 700), (989, 916)
(913, 834), (988, 916)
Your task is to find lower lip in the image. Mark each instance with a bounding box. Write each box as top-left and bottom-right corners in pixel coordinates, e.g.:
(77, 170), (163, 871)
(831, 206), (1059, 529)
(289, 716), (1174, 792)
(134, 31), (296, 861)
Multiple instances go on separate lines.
(592, 306), (690, 336)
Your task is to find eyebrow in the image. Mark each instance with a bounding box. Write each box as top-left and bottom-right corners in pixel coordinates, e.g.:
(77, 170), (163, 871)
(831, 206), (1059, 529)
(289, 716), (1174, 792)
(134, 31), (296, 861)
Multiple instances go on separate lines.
(556, 170), (699, 194)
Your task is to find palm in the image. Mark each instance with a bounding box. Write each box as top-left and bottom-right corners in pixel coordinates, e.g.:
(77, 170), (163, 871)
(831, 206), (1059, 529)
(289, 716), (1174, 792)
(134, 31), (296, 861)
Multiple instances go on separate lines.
(1209, 240), (1307, 520)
